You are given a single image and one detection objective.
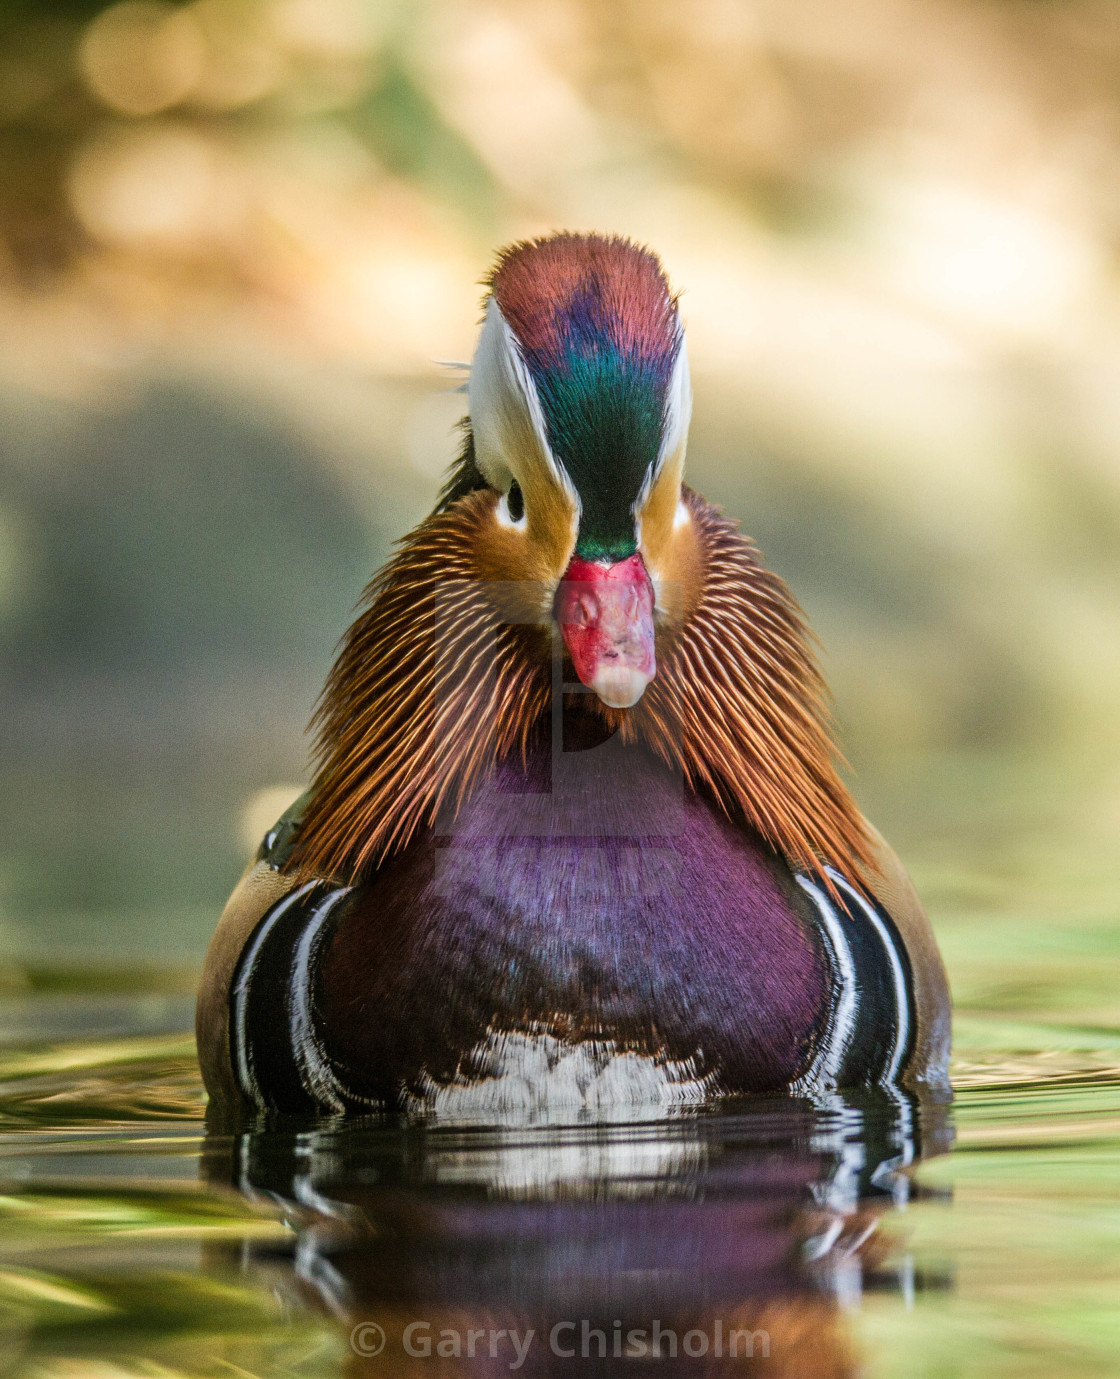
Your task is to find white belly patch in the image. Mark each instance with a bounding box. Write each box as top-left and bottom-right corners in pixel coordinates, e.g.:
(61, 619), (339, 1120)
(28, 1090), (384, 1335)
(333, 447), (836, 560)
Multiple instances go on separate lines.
(404, 1029), (719, 1120)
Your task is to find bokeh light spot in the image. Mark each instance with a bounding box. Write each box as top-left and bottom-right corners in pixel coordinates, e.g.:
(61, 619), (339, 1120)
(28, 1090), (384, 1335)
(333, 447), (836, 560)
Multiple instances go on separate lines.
(78, 1), (206, 117)
(69, 124), (234, 248)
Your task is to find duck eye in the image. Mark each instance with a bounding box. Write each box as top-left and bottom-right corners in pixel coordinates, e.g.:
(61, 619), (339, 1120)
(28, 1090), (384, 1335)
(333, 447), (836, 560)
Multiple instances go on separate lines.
(507, 479), (524, 522)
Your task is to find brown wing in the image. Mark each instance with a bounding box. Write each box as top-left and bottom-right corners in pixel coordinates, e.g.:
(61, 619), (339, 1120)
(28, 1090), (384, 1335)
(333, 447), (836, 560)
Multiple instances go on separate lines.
(196, 860), (300, 1120)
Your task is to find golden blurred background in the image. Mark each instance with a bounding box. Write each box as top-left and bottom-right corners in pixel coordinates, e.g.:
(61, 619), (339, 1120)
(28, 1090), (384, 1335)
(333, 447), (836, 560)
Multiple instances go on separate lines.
(1, 0), (1119, 981)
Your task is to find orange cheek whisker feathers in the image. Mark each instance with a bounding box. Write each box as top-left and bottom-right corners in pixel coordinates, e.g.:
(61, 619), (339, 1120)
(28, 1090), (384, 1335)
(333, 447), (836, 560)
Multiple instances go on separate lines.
(286, 485), (876, 898)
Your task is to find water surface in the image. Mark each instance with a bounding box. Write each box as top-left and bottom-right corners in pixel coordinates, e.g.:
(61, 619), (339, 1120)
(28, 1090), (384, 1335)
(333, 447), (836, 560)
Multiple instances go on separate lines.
(1, 753), (1118, 1377)
(0, 998), (1116, 1377)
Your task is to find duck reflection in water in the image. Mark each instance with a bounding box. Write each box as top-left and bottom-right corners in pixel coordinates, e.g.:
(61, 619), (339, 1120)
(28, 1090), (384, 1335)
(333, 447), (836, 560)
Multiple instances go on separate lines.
(202, 1091), (951, 1378)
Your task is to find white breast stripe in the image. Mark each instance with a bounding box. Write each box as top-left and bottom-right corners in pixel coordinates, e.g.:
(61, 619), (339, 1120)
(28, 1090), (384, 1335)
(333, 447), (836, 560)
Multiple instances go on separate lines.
(793, 877), (858, 1094)
(231, 879), (319, 1110)
(289, 886), (354, 1113)
(826, 867), (911, 1087)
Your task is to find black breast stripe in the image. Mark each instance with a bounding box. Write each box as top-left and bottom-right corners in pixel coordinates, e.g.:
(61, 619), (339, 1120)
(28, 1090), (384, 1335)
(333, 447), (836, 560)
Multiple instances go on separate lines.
(825, 867), (915, 1087)
(229, 881), (357, 1114)
(796, 870), (917, 1091)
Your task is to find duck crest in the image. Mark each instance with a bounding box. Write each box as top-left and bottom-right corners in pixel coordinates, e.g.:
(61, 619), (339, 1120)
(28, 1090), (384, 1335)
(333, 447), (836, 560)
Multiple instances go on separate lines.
(490, 234), (683, 562)
(286, 481), (876, 891)
(490, 233), (679, 368)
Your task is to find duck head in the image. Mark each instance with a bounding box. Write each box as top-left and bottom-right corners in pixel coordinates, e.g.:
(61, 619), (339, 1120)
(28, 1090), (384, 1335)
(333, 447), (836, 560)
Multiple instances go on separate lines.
(467, 234), (692, 709)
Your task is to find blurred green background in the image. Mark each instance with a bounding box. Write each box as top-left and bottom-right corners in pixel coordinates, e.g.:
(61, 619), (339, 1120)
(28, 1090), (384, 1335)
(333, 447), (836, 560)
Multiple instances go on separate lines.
(0, 0), (1118, 998)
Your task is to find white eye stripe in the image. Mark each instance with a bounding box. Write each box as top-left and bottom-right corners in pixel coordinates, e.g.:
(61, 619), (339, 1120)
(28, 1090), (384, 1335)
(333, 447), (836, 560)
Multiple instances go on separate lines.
(658, 334), (692, 469)
(630, 337), (691, 532)
(468, 299), (581, 524)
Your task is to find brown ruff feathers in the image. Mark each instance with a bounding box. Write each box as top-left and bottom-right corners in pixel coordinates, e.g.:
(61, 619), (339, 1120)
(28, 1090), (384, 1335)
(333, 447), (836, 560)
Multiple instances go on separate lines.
(287, 486), (876, 888)
(621, 489), (876, 883)
(288, 490), (550, 882)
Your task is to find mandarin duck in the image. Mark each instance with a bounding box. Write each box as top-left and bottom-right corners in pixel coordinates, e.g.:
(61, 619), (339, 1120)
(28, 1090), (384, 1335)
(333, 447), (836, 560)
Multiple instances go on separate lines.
(197, 232), (951, 1119)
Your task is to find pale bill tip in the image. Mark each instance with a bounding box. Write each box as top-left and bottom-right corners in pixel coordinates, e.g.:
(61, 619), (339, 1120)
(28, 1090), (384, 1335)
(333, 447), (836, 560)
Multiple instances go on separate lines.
(590, 666), (653, 710)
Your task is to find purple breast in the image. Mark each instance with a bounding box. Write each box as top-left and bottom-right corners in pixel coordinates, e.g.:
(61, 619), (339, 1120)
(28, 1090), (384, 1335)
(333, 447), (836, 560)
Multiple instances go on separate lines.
(317, 727), (831, 1099)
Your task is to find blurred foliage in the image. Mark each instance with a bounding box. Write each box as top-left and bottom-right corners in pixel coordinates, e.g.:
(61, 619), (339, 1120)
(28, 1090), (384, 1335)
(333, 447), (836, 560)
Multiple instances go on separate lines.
(0, 0), (1118, 949)
(2, 387), (373, 678)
